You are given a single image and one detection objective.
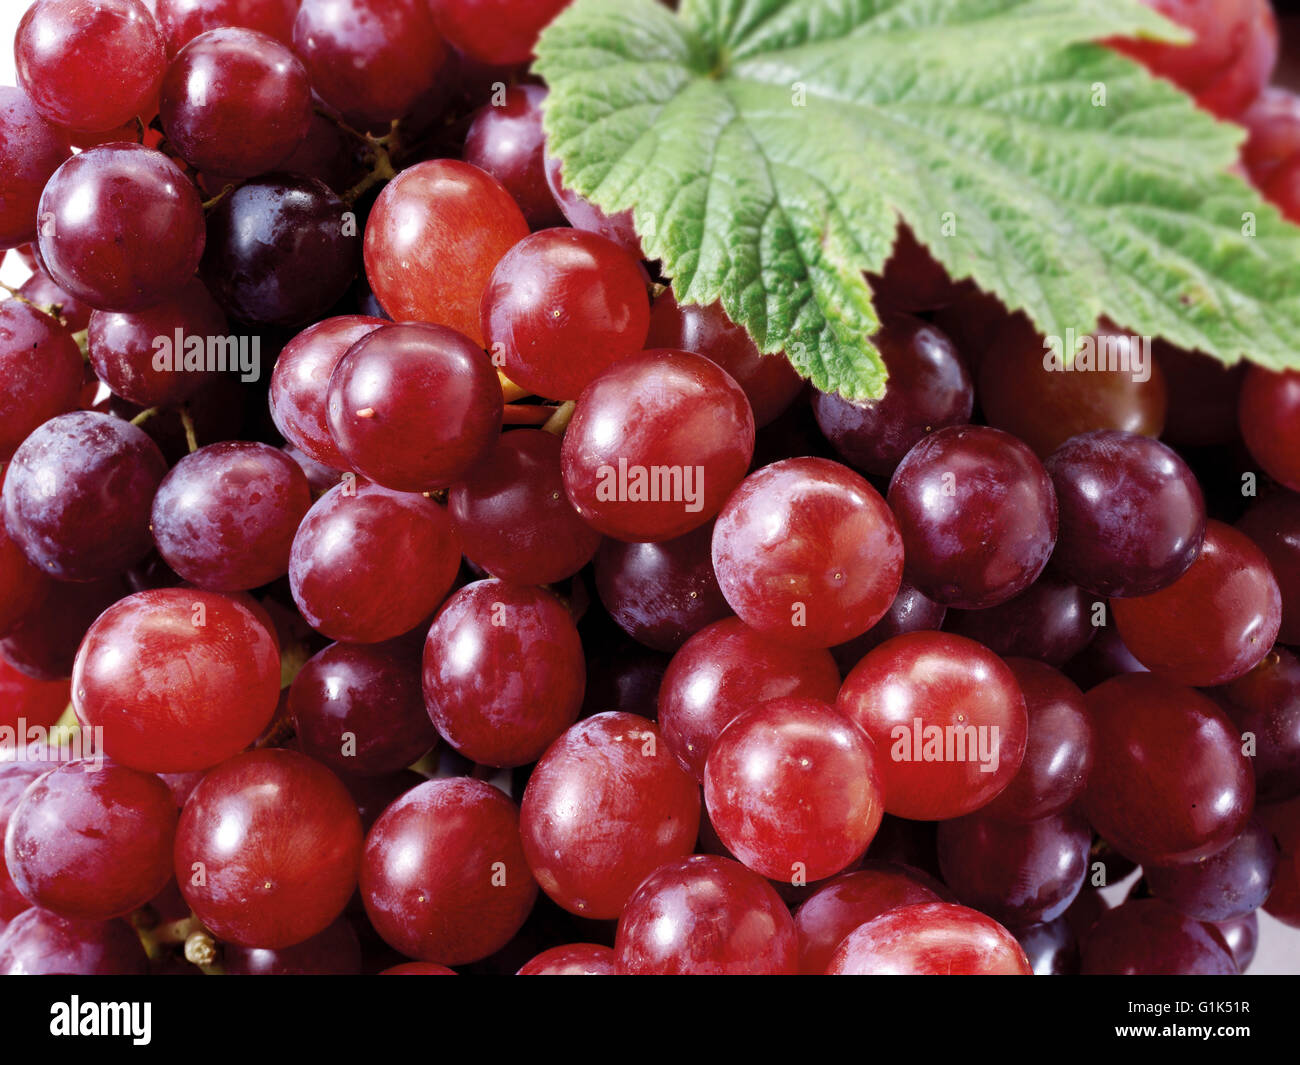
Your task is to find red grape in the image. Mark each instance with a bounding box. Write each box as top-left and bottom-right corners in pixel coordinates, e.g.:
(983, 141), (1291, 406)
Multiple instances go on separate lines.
(16, 0), (165, 134)
(704, 697), (885, 883)
(520, 713), (700, 919)
(4, 760), (177, 920)
(888, 426), (1057, 609)
(481, 228), (650, 401)
(269, 315), (387, 470)
(0, 87), (71, 251)
(155, 0), (298, 54)
(159, 27), (312, 178)
(423, 580), (584, 768)
(0, 908), (148, 975)
(38, 145), (205, 312)
(3, 411), (168, 582)
(16, 269), (91, 332)
(361, 777), (537, 964)
(516, 943), (616, 975)
(1238, 492), (1300, 646)
(1239, 366), (1300, 492)
(363, 160), (529, 345)
(867, 224), (961, 312)
(1240, 86), (1300, 185)
(0, 656), (67, 733)
(1214, 646), (1300, 802)
(1083, 673), (1254, 865)
(712, 457), (902, 647)
(0, 301), (82, 462)
(326, 322), (502, 491)
(0, 577), (128, 682)
(1156, 341), (1245, 447)
(289, 481), (461, 643)
(830, 577), (947, 676)
(463, 85), (566, 230)
(1080, 898), (1237, 974)
(176, 749), (363, 948)
(291, 639), (438, 777)
(1112, 520), (1281, 686)
(837, 631), (1028, 821)
(562, 349), (755, 541)
(72, 588), (280, 772)
(447, 429), (601, 585)
(945, 574), (1097, 668)
(658, 617), (842, 780)
(293, 0), (449, 127)
(614, 855), (799, 975)
(1144, 817), (1278, 922)
(429, 0), (570, 65)
(826, 901), (1031, 975)
(223, 916), (362, 975)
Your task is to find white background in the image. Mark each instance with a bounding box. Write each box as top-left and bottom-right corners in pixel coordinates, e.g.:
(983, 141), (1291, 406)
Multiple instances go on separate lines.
(0, 0), (1295, 975)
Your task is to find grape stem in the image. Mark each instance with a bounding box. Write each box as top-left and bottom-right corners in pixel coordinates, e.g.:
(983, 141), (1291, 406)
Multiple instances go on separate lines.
(502, 403), (555, 426)
(343, 138), (398, 205)
(202, 183), (237, 211)
(542, 401), (576, 436)
(129, 406), (160, 427)
(179, 406), (199, 453)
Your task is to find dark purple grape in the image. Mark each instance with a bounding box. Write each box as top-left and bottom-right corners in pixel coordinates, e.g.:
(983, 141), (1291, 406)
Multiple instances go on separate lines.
(0, 908), (149, 975)
(223, 917), (362, 974)
(1214, 646), (1300, 802)
(0, 300), (83, 462)
(1144, 818), (1278, 922)
(830, 578), (946, 677)
(462, 84), (564, 230)
(0, 86), (71, 250)
(201, 174), (358, 326)
(945, 574), (1096, 667)
(1080, 898), (1237, 975)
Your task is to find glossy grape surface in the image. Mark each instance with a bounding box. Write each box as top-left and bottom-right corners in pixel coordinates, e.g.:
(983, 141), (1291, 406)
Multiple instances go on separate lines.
(423, 580), (584, 767)
(713, 458), (902, 647)
(945, 575), (1096, 668)
(704, 697), (885, 883)
(1215, 646), (1300, 802)
(1112, 520), (1281, 687)
(72, 588), (281, 772)
(156, 0), (297, 53)
(614, 855), (799, 975)
(1144, 818), (1278, 922)
(0, 300), (83, 462)
(520, 713), (700, 919)
(516, 943), (616, 976)
(826, 902), (1032, 975)
(1083, 673), (1254, 866)
(463, 84), (565, 230)
(224, 917), (362, 975)
(0, 908), (148, 975)
(430, 0), (569, 65)
(1240, 366), (1300, 492)
(0, 87), (70, 250)
(837, 631), (1028, 820)
(326, 322), (502, 491)
(361, 777), (537, 964)
(1080, 898), (1238, 974)
(176, 749), (363, 948)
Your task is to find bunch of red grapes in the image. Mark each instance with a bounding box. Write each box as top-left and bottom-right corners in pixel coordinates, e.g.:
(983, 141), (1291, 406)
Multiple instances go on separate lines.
(0, 0), (1297, 977)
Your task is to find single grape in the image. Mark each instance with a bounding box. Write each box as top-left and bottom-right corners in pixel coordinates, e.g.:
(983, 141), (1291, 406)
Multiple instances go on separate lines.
(0, 577), (128, 682)
(16, 0), (165, 134)
(482, 228), (650, 401)
(1240, 86), (1300, 185)
(72, 588), (280, 772)
(520, 713), (700, 920)
(423, 580), (584, 768)
(936, 809), (1091, 926)
(16, 269), (91, 332)
(542, 150), (642, 259)
(0, 300), (83, 462)
(1108, 0), (1277, 120)
(159, 28), (312, 178)
(594, 523), (731, 653)
(657, 617), (841, 780)
(291, 639), (437, 777)
(1239, 366), (1300, 492)
(0, 908), (148, 975)
(712, 457), (902, 647)
(889, 425), (1057, 609)
(704, 697), (885, 883)
(792, 863), (943, 974)
(1238, 492), (1300, 646)
(1080, 898), (1237, 974)
(836, 631), (1028, 821)
(562, 349), (755, 541)
(38, 145), (205, 312)
(981, 659), (1093, 822)
(201, 174), (358, 326)
(1015, 916), (1079, 976)
(1208, 912), (1258, 973)
(1144, 818), (1278, 922)
(1083, 673), (1254, 866)
(812, 313), (972, 477)
(1214, 646), (1300, 802)
(0, 655), (67, 733)
(176, 749), (363, 948)
(224, 917), (362, 975)
(289, 481), (461, 643)
(363, 160), (529, 344)
(826, 902), (1032, 975)
(269, 316), (387, 470)
(614, 855), (799, 975)
(293, 0), (449, 128)
(361, 777), (537, 965)
(380, 961), (458, 975)
(0, 87), (71, 251)
(463, 84), (566, 230)
(945, 574), (1097, 668)
(151, 442), (313, 591)
(1112, 520), (1281, 687)
(429, 0), (569, 65)
(3, 412), (168, 582)
(830, 578), (947, 676)
(155, 0), (298, 54)
(447, 429), (601, 585)
(326, 322), (502, 491)
(516, 943), (616, 976)
(4, 760), (177, 920)
(977, 315), (1167, 458)
(87, 277), (228, 408)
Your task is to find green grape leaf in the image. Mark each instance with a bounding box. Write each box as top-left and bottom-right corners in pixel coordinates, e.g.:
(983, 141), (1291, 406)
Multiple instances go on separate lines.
(535, 0), (1300, 399)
